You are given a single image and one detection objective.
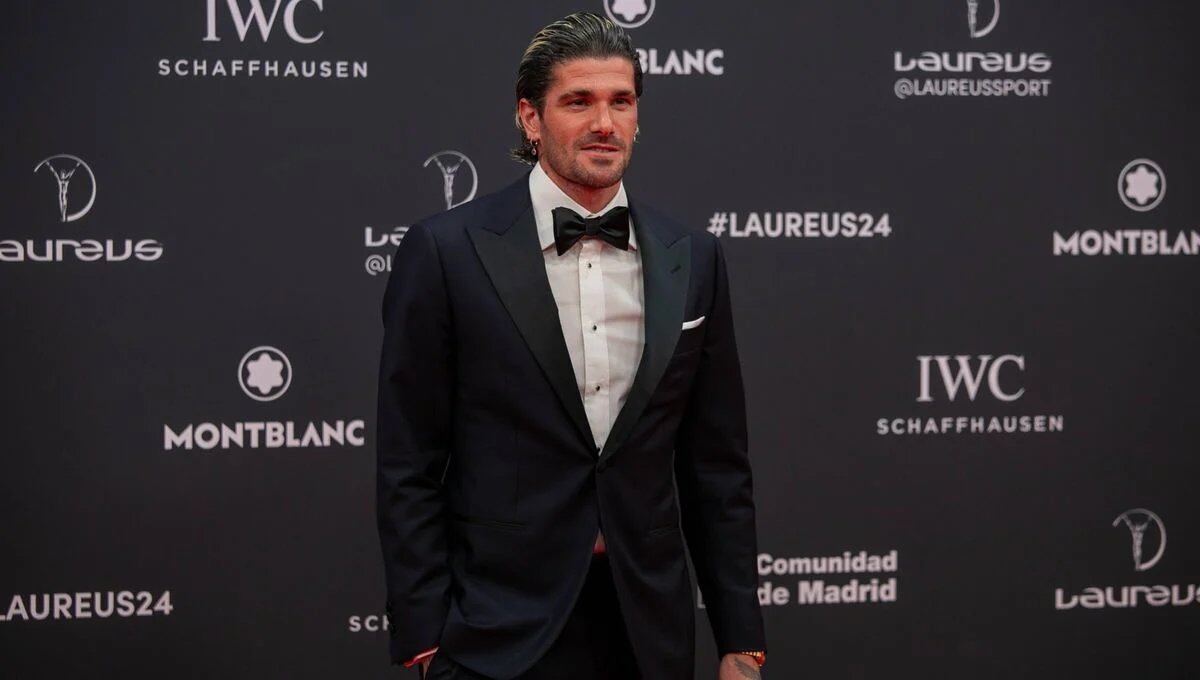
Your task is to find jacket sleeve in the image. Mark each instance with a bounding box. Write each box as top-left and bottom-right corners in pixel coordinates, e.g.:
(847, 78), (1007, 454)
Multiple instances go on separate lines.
(673, 235), (767, 656)
(376, 221), (455, 665)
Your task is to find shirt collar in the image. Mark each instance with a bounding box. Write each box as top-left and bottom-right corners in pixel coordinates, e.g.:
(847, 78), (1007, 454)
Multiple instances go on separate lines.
(528, 161), (637, 252)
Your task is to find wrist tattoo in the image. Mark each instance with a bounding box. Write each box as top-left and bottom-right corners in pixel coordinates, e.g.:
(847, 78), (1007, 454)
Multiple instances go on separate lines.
(733, 657), (761, 679)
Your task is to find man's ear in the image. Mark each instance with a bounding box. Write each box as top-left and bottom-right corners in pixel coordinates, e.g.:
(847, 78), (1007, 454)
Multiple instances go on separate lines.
(517, 98), (541, 139)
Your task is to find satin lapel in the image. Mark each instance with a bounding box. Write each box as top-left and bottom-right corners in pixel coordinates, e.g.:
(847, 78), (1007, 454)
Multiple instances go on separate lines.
(598, 205), (691, 465)
(467, 205), (599, 456)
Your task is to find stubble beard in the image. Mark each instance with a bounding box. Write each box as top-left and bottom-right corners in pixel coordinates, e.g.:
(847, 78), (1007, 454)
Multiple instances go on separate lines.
(543, 137), (631, 191)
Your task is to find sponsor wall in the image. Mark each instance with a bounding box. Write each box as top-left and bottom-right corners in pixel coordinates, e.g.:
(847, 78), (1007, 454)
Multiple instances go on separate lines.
(2, 1), (1197, 677)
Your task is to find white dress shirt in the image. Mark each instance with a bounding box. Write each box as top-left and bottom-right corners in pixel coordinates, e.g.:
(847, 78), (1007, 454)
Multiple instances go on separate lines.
(529, 162), (645, 554)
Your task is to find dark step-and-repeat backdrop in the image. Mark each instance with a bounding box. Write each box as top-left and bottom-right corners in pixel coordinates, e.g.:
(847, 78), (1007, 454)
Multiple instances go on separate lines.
(2, 1), (1197, 678)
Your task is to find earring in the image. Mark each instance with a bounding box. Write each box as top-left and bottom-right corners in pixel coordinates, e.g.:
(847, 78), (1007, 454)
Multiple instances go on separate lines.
(530, 138), (539, 155)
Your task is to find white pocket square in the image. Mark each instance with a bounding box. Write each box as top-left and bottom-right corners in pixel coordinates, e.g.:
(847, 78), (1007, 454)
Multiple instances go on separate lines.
(681, 316), (706, 330)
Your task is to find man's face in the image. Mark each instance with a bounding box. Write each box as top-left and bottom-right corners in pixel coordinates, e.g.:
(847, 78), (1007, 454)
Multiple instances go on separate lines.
(522, 56), (638, 191)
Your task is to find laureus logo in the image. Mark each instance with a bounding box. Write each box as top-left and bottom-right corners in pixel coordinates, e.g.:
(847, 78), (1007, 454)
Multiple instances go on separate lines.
(892, 1), (1050, 100)
(3, 154), (163, 264)
(1053, 507), (1194, 611)
(966, 0), (1000, 38)
(33, 154), (96, 223)
(604, 0), (655, 29)
(1113, 509), (1166, 572)
(423, 151), (478, 210)
(1118, 158), (1165, 212)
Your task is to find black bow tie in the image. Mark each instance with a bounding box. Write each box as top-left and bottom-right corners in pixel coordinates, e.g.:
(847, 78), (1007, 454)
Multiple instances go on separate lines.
(551, 206), (630, 256)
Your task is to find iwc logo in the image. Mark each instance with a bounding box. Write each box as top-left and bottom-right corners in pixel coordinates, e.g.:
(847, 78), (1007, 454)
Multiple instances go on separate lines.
(604, 0), (655, 29)
(158, 0), (368, 79)
(238, 345), (293, 402)
(876, 354), (1065, 436)
(203, 0), (325, 43)
(34, 154), (96, 223)
(966, 0), (1000, 39)
(1118, 158), (1165, 213)
(423, 151), (478, 210)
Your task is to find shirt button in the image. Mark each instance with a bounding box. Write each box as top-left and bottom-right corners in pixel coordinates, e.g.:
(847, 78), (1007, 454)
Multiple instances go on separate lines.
(586, 262), (593, 269)
(592, 324), (598, 332)
(595, 385), (601, 392)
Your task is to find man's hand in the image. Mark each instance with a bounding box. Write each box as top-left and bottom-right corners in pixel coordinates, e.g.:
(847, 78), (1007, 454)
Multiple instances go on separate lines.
(719, 653), (762, 679)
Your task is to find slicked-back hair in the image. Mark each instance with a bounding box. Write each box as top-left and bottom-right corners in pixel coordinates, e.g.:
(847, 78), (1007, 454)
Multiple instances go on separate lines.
(511, 12), (643, 164)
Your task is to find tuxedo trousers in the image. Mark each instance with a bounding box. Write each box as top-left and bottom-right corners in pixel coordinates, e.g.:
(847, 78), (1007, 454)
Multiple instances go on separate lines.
(422, 552), (641, 680)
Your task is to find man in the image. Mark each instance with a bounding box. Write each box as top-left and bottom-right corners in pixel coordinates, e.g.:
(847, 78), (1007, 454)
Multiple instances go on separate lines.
(376, 12), (766, 680)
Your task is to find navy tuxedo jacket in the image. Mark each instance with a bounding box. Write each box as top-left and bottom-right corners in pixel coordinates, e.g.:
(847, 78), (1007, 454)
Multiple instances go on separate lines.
(376, 172), (765, 679)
